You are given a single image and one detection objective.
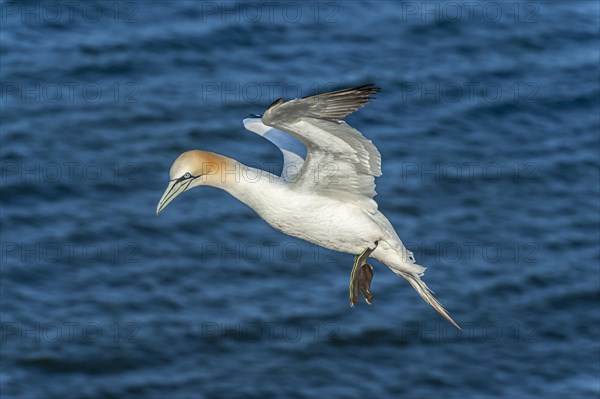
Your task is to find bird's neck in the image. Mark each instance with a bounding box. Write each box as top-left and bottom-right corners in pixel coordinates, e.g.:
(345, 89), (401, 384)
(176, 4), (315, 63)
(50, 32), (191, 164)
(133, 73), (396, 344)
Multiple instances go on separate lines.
(202, 154), (283, 209)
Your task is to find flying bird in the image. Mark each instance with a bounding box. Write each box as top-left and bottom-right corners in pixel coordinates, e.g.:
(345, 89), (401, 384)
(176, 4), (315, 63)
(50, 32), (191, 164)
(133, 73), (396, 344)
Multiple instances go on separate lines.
(157, 84), (460, 329)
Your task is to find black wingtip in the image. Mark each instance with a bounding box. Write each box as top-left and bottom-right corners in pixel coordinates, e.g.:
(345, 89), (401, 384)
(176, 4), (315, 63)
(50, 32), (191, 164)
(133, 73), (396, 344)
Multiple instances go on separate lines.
(354, 84), (381, 99)
(356, 83), (381, 92)
(247, 113), (262, 118)
(345, 83), (381, 94)
(263, 83), (381, 123)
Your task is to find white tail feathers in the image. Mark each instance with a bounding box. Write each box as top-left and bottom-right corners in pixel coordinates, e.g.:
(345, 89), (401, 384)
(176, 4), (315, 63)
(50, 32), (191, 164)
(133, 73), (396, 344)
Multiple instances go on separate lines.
(398, 271), (461, 330)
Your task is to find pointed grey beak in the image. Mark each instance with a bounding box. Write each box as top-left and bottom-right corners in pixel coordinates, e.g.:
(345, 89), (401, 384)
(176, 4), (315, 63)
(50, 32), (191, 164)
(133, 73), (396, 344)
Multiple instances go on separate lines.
(156, 180), (186, 215)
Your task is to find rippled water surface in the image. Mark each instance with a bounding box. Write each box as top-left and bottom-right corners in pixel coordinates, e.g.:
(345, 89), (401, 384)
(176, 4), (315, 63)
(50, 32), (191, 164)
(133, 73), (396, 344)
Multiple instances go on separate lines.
(1, 1), (599, 398)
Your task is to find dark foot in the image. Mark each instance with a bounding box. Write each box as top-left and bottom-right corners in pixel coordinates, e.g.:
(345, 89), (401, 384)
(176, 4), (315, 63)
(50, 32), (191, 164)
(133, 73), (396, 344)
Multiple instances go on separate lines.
(349, 241), (378, 307)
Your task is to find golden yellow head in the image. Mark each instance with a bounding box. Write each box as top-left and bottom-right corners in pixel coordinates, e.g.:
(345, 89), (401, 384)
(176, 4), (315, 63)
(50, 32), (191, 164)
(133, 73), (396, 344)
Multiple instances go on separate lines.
(156, 150), (232, 214)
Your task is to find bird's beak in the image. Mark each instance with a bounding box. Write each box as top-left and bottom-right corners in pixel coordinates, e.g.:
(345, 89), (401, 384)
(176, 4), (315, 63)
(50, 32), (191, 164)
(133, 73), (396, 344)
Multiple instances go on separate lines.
(156, 180), (186, 215)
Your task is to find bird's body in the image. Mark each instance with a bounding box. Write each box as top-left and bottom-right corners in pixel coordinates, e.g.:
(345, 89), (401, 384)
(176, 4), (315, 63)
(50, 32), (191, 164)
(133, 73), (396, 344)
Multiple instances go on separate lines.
(157, 84), (460, 329)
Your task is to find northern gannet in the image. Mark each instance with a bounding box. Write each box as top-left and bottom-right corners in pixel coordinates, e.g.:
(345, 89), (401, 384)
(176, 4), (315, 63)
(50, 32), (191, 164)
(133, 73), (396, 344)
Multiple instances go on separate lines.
(157, 84), (460, 329)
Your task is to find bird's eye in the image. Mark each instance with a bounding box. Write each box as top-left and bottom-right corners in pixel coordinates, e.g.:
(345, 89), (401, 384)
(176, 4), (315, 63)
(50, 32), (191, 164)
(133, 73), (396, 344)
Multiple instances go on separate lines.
(183, 172), (192, 179)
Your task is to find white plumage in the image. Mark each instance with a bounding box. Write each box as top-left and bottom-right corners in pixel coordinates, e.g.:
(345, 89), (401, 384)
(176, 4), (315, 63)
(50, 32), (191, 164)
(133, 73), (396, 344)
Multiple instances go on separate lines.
(157, 84), (460, 329)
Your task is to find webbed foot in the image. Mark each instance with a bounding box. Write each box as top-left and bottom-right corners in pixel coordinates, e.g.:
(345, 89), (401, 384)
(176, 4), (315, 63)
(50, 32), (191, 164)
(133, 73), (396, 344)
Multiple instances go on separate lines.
(349, 241), (378, 307)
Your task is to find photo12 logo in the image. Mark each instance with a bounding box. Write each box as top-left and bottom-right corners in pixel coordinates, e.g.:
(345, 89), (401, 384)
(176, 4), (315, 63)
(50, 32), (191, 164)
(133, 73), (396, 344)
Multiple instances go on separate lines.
(197, 2), (339, 24)
(1, 322), (139, 344)
(1, 82), (139, 104)
(1, 242), (140, 265)
(1, 161), (139, 184)
(398, 2), (540, 23)
(399, 81), (539, 104)
(1, 2), (139, 24)
(199, 81), (339, 103)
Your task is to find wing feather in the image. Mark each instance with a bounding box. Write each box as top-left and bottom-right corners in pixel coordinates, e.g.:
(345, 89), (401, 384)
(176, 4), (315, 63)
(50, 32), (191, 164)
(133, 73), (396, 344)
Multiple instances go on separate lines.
(243, 118), (305, 182)
(261, 84), (382, 212)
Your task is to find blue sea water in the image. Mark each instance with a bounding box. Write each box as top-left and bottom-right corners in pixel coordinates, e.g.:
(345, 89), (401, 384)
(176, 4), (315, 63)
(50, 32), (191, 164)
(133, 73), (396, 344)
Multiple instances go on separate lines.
(1, 1), (599, 398)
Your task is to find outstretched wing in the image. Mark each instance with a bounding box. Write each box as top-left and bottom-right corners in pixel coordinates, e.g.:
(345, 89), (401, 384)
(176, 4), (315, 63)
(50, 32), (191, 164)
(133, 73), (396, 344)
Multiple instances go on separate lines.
(261, 84), (382, 213)
(243, 117), (306, 182)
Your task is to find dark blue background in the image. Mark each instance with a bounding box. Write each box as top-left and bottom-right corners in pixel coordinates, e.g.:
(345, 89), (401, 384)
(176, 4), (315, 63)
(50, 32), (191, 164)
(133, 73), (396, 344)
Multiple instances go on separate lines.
(1, 1), (599, 398)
